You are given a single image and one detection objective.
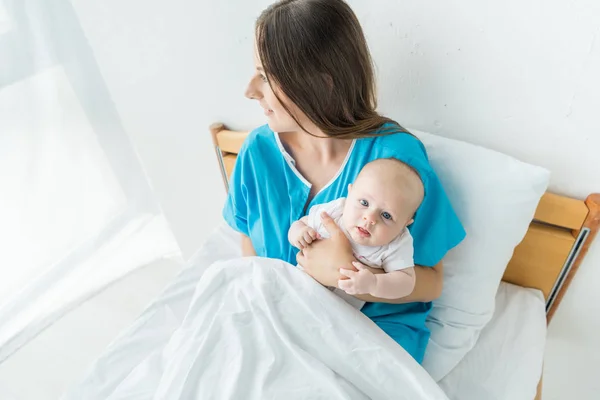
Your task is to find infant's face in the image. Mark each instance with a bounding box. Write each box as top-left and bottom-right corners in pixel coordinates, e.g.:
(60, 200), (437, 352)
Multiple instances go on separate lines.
(342, 175), (415, 247)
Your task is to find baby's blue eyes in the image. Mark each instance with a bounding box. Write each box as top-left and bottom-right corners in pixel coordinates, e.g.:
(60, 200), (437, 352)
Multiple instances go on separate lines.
(359, 199), (393, 221)
(259, 74), (268, 83)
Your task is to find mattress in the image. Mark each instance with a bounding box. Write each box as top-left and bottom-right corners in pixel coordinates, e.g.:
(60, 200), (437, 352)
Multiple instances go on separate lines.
(0, 223), (546, 400)
(439, 281), (546, 400)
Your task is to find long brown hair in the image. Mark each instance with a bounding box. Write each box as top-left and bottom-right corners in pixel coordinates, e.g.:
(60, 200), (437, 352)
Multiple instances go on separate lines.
(256, 0), (408, 139)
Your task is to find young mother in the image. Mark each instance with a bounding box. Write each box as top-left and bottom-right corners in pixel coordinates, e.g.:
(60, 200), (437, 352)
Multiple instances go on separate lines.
(223, 0), (465, 364)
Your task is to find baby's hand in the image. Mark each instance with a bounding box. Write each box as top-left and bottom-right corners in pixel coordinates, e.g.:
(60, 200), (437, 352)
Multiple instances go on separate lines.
(292, 226), (320, 249)
(337, 261), (377, 295)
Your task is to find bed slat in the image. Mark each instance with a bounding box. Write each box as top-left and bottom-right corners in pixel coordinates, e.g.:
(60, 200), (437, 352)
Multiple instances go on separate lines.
(223, 154), (236, 180)
(502, 223), (576, 299)
(216, 129), (249, 154)
(546, 193), (600, 321)
(533, 192), (588, 230)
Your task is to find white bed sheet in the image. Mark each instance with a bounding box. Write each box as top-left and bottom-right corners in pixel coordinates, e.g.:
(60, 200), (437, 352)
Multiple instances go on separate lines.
(439, 281), (546, 400)
(0, 223), (546, 400)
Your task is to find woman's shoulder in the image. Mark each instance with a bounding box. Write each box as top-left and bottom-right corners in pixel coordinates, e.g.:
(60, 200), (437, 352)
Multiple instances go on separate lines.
(238, 124), (277, 156)
(375, 124), (425, 150)
(250, 123), (275, 139)
(359, 124), (431, 172)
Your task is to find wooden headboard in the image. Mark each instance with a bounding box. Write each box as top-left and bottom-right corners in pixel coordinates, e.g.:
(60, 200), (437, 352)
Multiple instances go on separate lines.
(210, 122), (600, 322)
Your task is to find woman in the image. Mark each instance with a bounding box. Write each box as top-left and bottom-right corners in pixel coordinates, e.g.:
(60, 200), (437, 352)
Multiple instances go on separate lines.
(223, 0), (465, 363)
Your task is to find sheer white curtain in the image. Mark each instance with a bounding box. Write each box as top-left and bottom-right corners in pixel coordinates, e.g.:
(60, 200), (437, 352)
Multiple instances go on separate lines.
(0, 0), (181, 362)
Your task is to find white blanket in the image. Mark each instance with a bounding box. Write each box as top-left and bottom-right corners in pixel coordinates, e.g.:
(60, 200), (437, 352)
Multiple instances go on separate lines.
(61, 257), (447, 400)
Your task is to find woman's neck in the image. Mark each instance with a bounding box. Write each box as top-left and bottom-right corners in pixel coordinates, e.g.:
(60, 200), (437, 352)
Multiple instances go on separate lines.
(281, 129), (351, 163)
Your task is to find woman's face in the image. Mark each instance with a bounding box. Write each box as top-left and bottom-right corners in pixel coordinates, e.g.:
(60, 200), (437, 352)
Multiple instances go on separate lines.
(245, 45), (303, 133)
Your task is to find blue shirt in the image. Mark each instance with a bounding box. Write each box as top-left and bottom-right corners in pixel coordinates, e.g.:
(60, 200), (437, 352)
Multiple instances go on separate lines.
(223, 124), (465, 363)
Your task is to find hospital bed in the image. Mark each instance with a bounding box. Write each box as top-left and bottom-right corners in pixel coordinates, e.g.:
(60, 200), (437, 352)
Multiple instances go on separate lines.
(0, 124), (597, 400)
(209, 123), (600, 400)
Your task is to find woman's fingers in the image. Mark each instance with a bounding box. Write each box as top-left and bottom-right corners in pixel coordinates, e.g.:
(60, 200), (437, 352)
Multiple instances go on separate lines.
(320, 212), (343, 238)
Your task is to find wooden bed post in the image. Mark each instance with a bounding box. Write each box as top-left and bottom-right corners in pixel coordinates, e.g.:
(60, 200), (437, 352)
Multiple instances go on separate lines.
(209, 122), (229, 191)
(547, 194), (600, 322)
(539, 194), (599, 400)
(535, 373), (543, 400)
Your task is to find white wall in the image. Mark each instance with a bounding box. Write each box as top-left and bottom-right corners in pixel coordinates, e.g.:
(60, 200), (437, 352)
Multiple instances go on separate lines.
(70, 0), (600, 398)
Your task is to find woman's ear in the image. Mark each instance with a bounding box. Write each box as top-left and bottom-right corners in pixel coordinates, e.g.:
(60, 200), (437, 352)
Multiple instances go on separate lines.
(407, 218), (414, 226)
(347, 183), (352, 193)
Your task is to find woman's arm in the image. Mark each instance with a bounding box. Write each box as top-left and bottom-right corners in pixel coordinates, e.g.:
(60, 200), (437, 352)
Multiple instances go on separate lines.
(241, 234), (257, 257)
(296, 212), (443, 303)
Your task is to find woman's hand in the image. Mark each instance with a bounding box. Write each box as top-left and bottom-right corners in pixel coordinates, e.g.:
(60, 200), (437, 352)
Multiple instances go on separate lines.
(296, 212), (444, 303)
(241, 234), (257, 257)
(296, 212), (355, 287)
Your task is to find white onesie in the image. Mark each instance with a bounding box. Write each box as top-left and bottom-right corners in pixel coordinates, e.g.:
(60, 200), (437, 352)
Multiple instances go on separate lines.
(304, 198), (415, 310)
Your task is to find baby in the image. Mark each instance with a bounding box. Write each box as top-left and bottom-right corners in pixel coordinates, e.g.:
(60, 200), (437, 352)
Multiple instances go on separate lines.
(287, 158), (424, 309)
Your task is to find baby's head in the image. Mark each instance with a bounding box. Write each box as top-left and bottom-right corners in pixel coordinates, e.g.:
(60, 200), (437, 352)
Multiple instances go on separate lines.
(342, 158), (424, 247)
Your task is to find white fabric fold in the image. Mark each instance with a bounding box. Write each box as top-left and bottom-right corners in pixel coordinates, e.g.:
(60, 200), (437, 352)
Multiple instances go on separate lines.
(62, 256), (448, 400)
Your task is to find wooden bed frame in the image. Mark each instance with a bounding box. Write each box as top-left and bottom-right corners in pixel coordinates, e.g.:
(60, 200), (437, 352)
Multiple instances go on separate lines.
(210, 122), (600, 400)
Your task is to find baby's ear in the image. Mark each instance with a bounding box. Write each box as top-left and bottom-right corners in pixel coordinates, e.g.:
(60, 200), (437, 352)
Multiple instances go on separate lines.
(347, 183), (352, 193)
(407, 218), (414, 226)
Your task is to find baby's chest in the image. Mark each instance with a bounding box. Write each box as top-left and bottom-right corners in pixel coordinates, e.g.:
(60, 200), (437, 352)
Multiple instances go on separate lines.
(351, 245), (385, 269)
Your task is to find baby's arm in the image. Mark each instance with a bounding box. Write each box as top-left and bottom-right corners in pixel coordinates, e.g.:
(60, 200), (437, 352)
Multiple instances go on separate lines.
(339, 228), (417, 298)
(288, 217), (320, 249)
(338, 263), (415, 299)
(369, 267), (415, 299)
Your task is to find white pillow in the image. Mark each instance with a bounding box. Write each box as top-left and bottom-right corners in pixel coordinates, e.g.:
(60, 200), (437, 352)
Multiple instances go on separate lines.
(411, 129), (550, 381)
